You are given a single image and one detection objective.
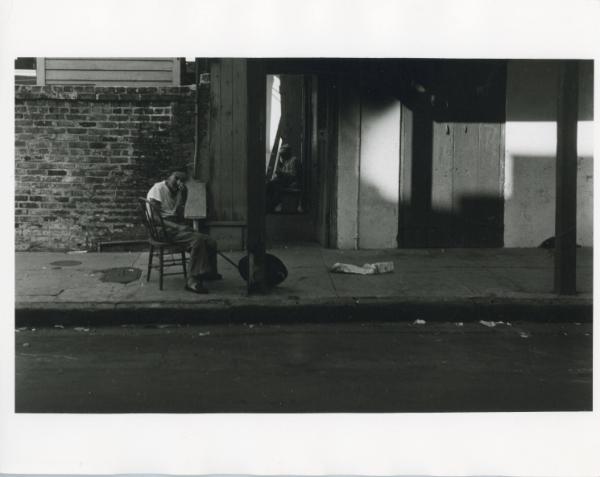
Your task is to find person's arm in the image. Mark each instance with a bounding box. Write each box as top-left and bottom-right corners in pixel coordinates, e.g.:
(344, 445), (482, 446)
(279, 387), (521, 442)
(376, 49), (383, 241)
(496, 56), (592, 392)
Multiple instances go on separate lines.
(148, 198), (162, 209)
(147, 198), (163, 223)
(174, 183), (187, 221)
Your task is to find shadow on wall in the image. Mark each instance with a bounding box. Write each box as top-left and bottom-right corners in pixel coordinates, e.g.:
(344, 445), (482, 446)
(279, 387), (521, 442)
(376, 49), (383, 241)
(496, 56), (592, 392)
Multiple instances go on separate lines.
(333, 60), (508, 249)
(505, 155), (593, 247)
(396, 60), (507, 248)
(397, 193), (504, 248)
(504, 60), (594, 247)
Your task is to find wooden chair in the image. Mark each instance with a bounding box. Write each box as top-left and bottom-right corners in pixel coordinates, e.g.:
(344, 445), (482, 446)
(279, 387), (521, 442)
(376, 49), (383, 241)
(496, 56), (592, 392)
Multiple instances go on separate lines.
(138, 198), (188, 290)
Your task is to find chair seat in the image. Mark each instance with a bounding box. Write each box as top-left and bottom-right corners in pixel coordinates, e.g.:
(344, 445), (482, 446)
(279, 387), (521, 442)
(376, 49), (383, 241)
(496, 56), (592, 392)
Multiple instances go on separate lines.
(147, 238), (189, 249)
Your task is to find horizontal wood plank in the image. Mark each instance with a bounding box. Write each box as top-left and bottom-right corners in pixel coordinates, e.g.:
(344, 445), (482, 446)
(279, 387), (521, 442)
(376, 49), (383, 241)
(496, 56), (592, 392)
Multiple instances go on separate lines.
(48, 57), (171, 61)
(46, 69), (173, 81)
(45, 80), (172, 86)
(46, 59), (175, 71)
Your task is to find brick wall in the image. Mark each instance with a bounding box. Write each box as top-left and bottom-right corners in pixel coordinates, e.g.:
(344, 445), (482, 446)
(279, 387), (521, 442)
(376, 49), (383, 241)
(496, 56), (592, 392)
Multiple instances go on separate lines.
(15, 85), (206, 251)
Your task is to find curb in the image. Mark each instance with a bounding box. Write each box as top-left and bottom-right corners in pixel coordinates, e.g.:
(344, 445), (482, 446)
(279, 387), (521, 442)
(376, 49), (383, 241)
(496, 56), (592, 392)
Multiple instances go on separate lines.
(15, 296), (593, 327)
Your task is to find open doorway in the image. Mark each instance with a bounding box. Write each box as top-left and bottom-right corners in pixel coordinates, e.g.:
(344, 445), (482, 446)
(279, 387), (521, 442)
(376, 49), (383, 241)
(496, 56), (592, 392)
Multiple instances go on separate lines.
(265, 74), (317, 244)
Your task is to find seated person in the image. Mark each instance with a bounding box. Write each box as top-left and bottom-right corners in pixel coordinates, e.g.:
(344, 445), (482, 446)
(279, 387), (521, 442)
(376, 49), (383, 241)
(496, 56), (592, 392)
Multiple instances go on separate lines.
(147, 169), (220, 294)
(266, 143), (302, 212)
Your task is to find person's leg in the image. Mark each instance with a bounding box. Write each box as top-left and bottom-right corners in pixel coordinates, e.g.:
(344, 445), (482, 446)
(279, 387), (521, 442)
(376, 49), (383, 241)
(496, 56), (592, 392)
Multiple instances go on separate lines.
(164, 221), (219, 290)
(188, 233), (219, 278)
(267, 178), (284, 212)
(266, 180), (275, 212)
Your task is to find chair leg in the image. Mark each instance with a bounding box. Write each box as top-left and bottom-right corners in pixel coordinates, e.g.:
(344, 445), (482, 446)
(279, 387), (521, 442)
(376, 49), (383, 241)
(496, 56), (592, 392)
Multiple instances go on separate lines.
(147, 245), (154, 281)
(159, 247), (164, 290)
(181, 251), (187, 280)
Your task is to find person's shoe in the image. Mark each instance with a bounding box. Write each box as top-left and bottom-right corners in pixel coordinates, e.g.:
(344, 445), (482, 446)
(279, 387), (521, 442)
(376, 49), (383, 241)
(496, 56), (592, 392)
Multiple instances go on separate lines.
(185, 281), (209, 294)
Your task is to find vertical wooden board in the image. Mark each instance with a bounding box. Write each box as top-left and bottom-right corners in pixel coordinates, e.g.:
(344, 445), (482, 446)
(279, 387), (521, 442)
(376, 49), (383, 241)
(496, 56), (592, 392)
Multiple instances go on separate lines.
(327, 77), (339, 248)
(452, 123), (480, 245)
(209, 60), (222, 220)
(477, 123), (502, 194)
(431, 121), (454, 245)
(452, 123), (480, 197)
(398, 104), (413, 247)
(172, 58), (181, 85)
(309, 75), (325, 240)
(231, 59), (248, 222)
(431, 121), (454, 208)
(219, 59), (235, 221)
(477, 123), (504, 246)
(358, 90), (400, 249)
(335, 74), (361, 249)
(315, 76), (330, 247)
(36, 57), (45, 86)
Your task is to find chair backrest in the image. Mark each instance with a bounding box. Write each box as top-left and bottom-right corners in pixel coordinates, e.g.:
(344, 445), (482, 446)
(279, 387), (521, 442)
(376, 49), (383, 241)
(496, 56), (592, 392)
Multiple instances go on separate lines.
(138, 198), (173, 243)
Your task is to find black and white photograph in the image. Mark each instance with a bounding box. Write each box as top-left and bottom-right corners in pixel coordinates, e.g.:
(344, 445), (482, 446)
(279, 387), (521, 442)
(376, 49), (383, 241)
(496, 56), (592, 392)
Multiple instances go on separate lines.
(12, 56), (594, 413)
(1, 1), (599, 476)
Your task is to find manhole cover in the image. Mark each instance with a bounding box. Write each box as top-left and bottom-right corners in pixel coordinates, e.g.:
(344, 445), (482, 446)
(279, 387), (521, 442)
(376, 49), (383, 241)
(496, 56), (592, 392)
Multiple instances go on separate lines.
(99, 267), (142, 284)
(50, 260), (82, 267)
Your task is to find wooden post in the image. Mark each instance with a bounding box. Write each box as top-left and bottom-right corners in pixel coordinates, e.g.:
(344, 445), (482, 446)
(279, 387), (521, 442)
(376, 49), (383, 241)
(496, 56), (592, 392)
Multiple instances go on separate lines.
(193, 58), (201, 180)
(246, 60), (267, 294)
(554, 60), (579, 295)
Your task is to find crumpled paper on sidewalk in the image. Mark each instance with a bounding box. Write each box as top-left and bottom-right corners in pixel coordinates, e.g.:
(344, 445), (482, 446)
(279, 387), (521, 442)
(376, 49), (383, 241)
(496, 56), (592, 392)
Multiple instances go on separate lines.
(329, 261), (394, 275)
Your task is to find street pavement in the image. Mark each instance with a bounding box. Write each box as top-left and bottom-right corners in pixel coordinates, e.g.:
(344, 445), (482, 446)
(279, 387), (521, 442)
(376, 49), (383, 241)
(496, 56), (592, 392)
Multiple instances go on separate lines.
(15, 320), (592, 413)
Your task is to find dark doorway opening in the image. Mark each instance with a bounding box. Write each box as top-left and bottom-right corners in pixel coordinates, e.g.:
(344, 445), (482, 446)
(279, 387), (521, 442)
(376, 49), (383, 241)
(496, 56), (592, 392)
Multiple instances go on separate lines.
(264, 73), (333, 246)
(265, 74), (310, 215)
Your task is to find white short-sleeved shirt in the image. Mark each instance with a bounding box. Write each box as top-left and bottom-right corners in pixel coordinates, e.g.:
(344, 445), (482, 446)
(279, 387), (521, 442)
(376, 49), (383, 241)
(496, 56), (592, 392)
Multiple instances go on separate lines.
(146, 180), (181, 218)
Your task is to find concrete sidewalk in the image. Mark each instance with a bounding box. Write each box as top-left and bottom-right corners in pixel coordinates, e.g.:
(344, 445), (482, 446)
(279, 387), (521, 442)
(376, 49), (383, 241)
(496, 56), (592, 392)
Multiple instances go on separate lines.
(15, 246), (593, 325)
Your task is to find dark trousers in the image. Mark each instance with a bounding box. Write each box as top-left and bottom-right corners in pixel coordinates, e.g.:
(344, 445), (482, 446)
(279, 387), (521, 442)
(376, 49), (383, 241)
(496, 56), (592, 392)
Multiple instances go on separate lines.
(163, 219), (217, 278)
(266, 177), (289, 212)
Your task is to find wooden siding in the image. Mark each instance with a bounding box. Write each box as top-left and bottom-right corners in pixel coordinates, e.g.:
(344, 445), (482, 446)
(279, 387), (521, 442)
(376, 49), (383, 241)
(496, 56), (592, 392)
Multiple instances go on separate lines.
(38, 58), (181, 86)
(399, 119), (505, 247)
(208, 59), (248, 222)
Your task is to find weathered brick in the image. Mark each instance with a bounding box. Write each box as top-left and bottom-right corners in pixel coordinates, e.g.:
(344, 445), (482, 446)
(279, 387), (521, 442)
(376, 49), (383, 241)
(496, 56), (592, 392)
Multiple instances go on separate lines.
(15, 84), (198, 250)
(98, 94), (118, 101)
